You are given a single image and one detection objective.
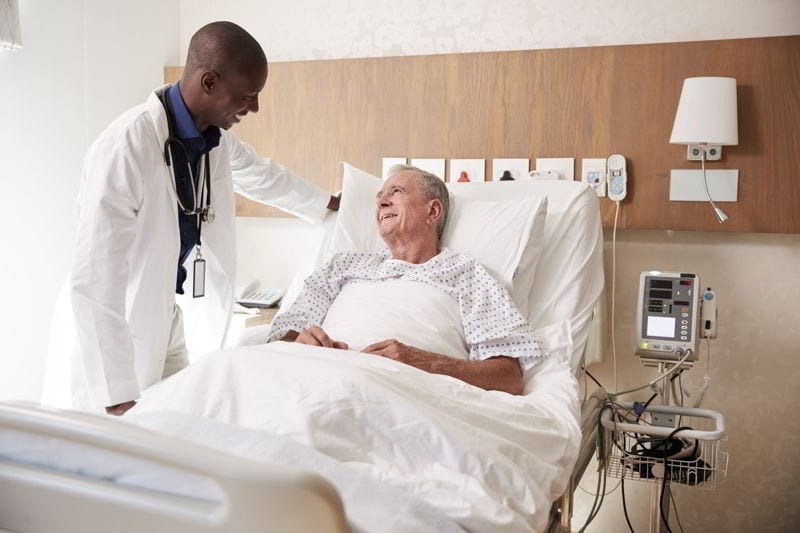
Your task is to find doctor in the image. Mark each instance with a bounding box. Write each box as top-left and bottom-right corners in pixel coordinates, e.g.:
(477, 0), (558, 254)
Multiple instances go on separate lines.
(42, 21), (338, 415)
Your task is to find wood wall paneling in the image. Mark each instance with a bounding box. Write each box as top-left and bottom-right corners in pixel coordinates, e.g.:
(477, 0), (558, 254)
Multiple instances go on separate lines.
(165, 35), (800, 233)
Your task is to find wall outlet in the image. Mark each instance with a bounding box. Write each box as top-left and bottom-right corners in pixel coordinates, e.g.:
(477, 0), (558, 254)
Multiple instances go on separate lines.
(687, 145), (722, 161)
(581, 158), (607, 196)
(491, 158), (530, 181)
(535, 157), (575, 181)
(448, 158), (485, 183)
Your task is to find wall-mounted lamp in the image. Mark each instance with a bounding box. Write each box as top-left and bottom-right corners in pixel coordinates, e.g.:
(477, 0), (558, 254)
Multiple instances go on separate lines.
(670, 77), (738, 223)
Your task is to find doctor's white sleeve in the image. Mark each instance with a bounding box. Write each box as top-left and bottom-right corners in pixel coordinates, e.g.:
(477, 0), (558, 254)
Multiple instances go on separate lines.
(70, 141), (143, 408)
(226, 133), (330, 223)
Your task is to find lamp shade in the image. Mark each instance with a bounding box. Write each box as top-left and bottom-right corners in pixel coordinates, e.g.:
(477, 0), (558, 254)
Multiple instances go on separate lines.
(670, 77), (738, 145)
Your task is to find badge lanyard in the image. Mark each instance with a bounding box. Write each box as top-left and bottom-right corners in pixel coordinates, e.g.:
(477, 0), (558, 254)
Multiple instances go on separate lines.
(160, 89), (215, 298)
(191, 155), (209, 298)
(167, 151), (212, 298)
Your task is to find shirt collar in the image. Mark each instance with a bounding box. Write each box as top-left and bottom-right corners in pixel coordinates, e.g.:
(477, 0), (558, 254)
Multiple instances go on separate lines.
(167, 83), (221, 151)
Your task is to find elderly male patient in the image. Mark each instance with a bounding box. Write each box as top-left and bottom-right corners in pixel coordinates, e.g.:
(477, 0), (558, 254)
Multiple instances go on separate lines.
(267, 165), (547, 395)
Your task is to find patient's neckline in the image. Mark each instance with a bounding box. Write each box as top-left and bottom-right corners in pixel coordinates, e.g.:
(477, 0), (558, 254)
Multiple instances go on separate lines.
(387, 247), (447, 265)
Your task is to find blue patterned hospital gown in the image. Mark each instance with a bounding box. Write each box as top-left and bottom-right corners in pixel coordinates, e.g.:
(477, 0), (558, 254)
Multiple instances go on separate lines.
(267, 248), (548, 370)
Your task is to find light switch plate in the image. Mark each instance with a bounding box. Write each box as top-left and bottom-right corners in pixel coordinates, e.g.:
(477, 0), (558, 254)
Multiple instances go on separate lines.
(669, 169), (739, 202)
(535, 157), (575, 181)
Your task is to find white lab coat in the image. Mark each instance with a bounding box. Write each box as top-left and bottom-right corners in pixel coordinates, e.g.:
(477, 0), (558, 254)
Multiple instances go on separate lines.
(42, 86), (329, 411)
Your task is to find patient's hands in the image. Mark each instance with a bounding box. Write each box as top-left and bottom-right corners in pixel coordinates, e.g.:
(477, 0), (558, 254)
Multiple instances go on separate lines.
(288, 326), (349, 349)
(362, 339), (428, 365)
(363, 339), (524, 395)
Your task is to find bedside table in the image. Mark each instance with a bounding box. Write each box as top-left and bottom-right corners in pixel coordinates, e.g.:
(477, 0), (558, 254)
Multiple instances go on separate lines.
(232, 307), (279, 328)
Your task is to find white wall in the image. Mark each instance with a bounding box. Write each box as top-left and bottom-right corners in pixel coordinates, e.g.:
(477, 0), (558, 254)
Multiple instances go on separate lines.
(0, 0), (179, 401)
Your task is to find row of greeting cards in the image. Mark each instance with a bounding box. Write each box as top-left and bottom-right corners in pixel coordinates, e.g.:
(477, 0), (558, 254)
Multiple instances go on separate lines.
(381, 157), (577, 183)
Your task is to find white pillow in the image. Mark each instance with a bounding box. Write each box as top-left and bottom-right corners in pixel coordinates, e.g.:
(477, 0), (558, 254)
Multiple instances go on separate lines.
(442, 195), (546, 312)
(328, 164), (386, 254)
(330, 163), (548, 315)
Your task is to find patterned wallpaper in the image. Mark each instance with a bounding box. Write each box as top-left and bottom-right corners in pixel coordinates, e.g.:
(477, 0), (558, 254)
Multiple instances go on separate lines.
(179, 0), (800, 61)
(178, 1), (800, 531)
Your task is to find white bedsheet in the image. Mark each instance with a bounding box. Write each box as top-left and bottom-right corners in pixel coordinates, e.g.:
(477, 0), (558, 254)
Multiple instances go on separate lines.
(129, 341), (581, 532)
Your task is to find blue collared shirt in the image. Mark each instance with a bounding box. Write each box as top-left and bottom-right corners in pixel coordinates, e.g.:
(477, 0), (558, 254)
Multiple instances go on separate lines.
(166, 83), (221, 294)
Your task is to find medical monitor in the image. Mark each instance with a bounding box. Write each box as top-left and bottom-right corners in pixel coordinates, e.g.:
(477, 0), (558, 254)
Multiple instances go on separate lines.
(635, 271), (700, 362)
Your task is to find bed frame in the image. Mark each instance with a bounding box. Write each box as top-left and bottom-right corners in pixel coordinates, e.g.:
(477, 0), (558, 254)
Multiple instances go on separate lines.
(1, 389), (607, 533)
(549, 387), (608, 532)
(1, 392), (606, 533)
(0, 401), (347, 533)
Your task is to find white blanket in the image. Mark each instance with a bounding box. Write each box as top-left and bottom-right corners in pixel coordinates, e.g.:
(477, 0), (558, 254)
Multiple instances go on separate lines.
(129, 341), (580, 532)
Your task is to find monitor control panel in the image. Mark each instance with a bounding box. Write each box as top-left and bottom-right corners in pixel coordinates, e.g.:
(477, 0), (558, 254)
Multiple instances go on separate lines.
(635, 272), (700, 362)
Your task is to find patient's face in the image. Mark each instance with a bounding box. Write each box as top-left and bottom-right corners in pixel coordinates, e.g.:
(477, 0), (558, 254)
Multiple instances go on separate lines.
(375, 171), (433, 243)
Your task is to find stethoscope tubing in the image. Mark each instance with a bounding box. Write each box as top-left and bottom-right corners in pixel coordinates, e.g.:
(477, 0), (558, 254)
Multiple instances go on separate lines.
(164, 136), (210, 216)
(159, 88), (213, 220)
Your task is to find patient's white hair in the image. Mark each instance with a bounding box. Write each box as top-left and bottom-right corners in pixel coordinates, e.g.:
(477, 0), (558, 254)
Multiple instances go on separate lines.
(388, 164), (450, 240)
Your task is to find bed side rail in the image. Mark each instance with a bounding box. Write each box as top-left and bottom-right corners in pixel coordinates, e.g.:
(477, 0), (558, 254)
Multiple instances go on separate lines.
(0, 401), (348, 533)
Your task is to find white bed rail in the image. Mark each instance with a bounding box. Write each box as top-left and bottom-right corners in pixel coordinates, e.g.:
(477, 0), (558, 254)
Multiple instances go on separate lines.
(0, 401), (348, 533)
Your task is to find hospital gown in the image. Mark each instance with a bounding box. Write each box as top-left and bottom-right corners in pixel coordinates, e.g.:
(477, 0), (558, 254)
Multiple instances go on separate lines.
(267, 248), (548, 370)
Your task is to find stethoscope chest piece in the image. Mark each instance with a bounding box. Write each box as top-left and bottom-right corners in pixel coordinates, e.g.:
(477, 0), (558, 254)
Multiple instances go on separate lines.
(202, 206), (215, 224)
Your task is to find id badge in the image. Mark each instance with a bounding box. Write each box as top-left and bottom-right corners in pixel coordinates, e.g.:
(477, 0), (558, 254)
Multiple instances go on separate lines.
(193, 257), (206, 298)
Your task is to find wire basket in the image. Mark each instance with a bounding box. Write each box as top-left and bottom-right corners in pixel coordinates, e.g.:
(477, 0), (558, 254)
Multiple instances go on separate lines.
(600, 403), (728, 490)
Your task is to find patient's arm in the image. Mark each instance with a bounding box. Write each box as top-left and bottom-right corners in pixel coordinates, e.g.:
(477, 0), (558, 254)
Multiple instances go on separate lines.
(282, 325), (349, 350)
(362, 339), (523, 395)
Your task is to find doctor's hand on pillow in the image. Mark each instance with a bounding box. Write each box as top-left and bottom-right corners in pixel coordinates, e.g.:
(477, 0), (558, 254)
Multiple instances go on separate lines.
(363, 339), (523, 396)
(106, 400), (137, 416)
(283, 326), (349, 350)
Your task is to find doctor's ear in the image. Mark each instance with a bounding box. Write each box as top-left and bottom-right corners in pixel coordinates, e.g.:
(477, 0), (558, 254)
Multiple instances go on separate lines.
(200, 71), (219, 94)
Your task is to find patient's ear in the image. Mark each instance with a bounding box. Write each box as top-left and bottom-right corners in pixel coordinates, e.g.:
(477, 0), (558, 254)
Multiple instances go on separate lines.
(427, 199), (443, 226)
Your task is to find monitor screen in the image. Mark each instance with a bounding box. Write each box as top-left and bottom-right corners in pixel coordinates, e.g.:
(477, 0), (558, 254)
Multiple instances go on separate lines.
(646, 316), (675, 338)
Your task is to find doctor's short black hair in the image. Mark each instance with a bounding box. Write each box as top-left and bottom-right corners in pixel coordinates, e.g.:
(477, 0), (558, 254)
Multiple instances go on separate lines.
(388, 164), (450, 240)
(185, 21), (267, 78)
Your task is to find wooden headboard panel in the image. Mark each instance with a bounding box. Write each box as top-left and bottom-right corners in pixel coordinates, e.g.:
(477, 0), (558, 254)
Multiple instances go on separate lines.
(165, 35), (800, 233)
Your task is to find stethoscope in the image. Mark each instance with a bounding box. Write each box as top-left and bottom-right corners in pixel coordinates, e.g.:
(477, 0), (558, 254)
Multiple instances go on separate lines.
(159, 90), (215, 224)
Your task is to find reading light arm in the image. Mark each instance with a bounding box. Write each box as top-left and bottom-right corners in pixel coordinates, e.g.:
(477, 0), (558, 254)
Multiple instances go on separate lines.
(700, 151), (729, 224)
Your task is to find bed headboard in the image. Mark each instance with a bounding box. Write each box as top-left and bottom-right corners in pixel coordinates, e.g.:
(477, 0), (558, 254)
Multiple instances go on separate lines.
(165, 34), (800, 233)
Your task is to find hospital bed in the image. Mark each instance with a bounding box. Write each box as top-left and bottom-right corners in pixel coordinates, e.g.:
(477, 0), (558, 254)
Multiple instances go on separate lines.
(0, 173), (605, 532)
